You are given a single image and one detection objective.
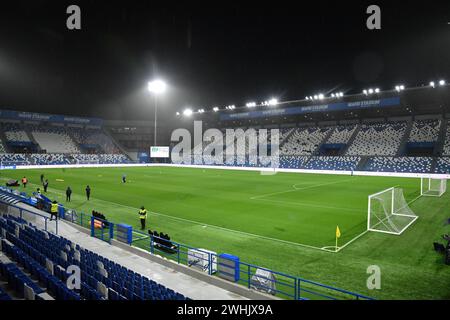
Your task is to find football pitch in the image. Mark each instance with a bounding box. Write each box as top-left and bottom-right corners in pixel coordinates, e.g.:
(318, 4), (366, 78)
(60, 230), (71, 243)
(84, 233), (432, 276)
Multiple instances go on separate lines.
(1, 166), (449, 299)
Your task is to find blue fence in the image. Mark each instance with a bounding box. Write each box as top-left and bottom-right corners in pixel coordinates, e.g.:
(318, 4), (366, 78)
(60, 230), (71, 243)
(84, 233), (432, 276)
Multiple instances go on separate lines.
(0, 196), (373, 300)
(61, 211), (373, 300)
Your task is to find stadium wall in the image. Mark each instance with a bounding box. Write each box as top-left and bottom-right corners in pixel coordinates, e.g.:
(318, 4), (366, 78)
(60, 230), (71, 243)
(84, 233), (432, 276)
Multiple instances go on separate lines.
(3, 162), (450, 179)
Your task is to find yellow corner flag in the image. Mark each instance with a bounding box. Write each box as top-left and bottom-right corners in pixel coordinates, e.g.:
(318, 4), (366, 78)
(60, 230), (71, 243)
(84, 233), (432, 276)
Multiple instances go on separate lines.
(336, 226), (341, 238)
(335, 226), (341, 252)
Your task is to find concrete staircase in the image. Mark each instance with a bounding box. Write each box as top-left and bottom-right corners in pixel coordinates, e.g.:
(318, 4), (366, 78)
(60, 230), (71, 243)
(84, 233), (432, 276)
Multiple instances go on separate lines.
(313, 127), (335, 156)
(356, 156), (370, 171)
(434, 119), (448, 156)
(342, 124), (361, 155)
(25, 130), (42, 153)
(396, 120), (413, 156)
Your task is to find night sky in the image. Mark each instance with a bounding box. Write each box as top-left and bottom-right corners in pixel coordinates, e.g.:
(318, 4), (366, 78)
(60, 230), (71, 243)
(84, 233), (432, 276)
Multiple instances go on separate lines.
(0, 1), (449, 121)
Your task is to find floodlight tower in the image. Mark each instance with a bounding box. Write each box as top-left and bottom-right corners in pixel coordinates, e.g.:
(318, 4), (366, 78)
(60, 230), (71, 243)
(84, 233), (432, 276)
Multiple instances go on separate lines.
(147, 79), (167, 146)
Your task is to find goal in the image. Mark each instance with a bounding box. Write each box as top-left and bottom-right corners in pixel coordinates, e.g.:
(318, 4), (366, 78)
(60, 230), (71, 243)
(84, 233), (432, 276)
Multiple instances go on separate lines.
(368, 187), (418, 235)
(420, 177), (447, 197)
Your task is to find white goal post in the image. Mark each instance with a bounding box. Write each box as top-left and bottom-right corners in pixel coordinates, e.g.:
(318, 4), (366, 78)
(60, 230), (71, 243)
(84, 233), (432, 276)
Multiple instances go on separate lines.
(368, 187), (418, 235)
(420, 177), (447, 197)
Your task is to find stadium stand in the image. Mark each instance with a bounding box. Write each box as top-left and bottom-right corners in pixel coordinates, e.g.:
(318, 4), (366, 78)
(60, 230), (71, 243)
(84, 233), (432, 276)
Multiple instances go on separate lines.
(281, 127), (331, 156)
(0, 214), (189, 300)
(364, 157), (433, 173)
(408, 119), (441, 143)
(31, 127), (80, 154)
(435, 157), (450, 174)
(325, 125), (357, 144)
(346, 122), (407, 156)
(304, 156), (361, 171)
(442, 120), (450, 156)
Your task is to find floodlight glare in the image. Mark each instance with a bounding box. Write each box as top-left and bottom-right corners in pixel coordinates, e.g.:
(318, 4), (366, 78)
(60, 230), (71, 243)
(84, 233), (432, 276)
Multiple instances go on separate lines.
(375, 88), (380, 93)
(246, 102), (256, 107)
(439, 80), (445, 86)
(430, 81), (435, 87)
(147, 79), (167, 94)
(213, 107), (219, 112)
(176, 112), (180, 116)
(368, 88), (374, 94)
(331, 93), (335, 98)
(183, 108), (193, 116)
(268, 98), (278, 106)
(363, 89), (368, 95)
(313, 95), (318, 100)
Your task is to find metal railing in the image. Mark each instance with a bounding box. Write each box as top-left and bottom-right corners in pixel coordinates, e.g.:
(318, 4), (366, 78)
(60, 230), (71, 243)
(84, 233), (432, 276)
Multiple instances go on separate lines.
(2, 197), (373, 300)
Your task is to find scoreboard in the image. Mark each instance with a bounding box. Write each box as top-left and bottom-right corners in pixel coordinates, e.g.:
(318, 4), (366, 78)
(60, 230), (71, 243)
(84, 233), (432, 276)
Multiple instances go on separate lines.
(150, 146), (170, 158)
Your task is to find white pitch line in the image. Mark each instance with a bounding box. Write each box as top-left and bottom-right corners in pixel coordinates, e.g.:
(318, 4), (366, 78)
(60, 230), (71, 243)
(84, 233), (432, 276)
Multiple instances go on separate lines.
(0, 176), (332, 252)
(251, 197), (363, 213)
(250, 178), (356, 200)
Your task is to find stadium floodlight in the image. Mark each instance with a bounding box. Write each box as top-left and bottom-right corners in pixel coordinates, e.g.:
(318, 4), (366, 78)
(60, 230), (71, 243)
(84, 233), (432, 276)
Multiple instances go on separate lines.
(368, 88), (374, 94)
(313, 95), (318, 100)
(246, 102), (256, 107)
(395, 85), (405, 92)
(439, 79), (446, 86)
(213, 107), (219, 112)
(429, 81), (435, 88)
(147, 79), (167, 94)
(147, 79), (167, 146)
(176, 112), (180, 116)
(183, 108), (193, 116)
(305, 96), (309, 100)
(375, 88), (380, 93)
(198, 109), (205, 113)
(331, 93), (335, 98)
(318, 94), (324, 100)
(339, 92), (344, 97)
(268, 98), (278, 106)
(363, 89), (368, 95)
(309, 96), (313, 100)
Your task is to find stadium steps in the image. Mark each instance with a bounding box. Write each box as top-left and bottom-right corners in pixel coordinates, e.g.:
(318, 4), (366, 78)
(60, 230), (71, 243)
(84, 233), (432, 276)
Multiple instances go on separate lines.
(396, 120), (413, 156)
(102, 128), (131, 159)
(434, 119), (448, 156)
(24, 130), (42, 152)
(356, 155), (369, 171)
(313, 127), (335, 156)
(66, 131), (84, 153)
(342, 124), (361, 155)
(0, 129), (12, 153)
(0, 192), (22, 205)
(279, 128), (296, 149)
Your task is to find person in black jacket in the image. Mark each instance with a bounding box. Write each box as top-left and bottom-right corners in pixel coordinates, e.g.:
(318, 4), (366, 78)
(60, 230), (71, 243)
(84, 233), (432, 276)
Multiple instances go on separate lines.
(85, 185), (91, 200)
(43, 179), (49, 193)
(66, 186), (72, 202)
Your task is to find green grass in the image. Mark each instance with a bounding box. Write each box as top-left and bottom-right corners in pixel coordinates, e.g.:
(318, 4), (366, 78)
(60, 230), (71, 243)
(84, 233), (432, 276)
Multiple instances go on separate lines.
(2, 166), (449, 299)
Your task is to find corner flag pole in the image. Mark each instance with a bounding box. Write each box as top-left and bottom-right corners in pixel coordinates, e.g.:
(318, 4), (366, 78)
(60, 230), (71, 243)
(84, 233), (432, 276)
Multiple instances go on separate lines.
(335, 226), (341, 252)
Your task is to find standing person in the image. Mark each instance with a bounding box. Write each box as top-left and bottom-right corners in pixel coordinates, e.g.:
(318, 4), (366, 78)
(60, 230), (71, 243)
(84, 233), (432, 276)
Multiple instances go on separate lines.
(21, 176), (28, 188)
(43, 179), (49, 193)
(50, 200), (58, 221)
(66, 186), (72, 202)
(85, 185), (91, 201)
(36, 188), (41, 196)
(40, 174), (44, 184)
(122, 174), (127, 183)
(139, 206), (147, 230)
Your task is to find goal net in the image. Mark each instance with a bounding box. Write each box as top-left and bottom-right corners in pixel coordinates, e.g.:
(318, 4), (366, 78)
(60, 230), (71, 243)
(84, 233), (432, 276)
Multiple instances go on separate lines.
(420, 177), (447, 197)
(368, 187), (418, 235)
